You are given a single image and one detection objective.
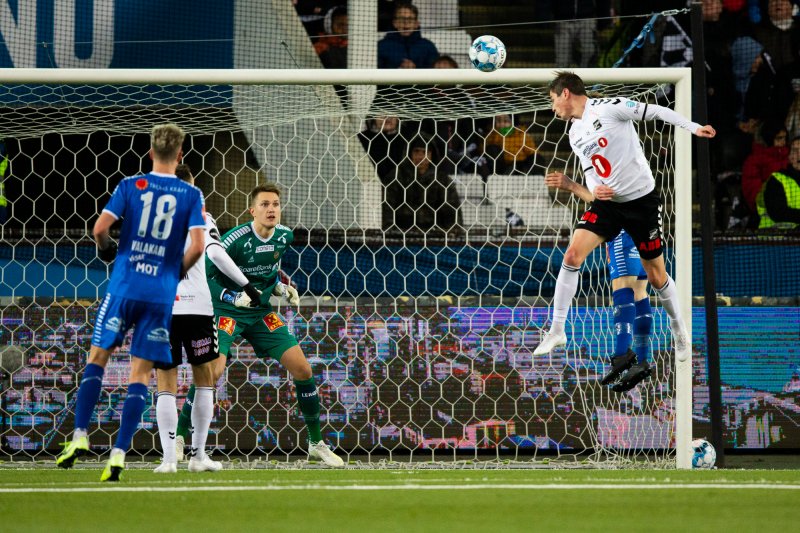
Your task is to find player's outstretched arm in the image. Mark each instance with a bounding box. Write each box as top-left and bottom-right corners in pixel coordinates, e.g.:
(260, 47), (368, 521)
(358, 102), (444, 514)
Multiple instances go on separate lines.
(545, 172), (594, 203)
(694, 125), (716, 138)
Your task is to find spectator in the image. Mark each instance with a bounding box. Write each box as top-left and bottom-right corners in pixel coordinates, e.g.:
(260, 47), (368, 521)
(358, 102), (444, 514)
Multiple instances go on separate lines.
(384, 136), (461, 232)
(294, 0), (339, 36)
(433, 55), (459, 69)
(358, 115), (407, 184)
(378, 3), (439, 69)
(731, 36), (765, 122)
(757, 135), (800, 228)
(553, 1), (600, 68)
(313, 5), (348, 69)
(742, 122), (790, 213)
(484, 114), (537, 175)
(753, 0), (800, 71)
(786, 85), (800, 138)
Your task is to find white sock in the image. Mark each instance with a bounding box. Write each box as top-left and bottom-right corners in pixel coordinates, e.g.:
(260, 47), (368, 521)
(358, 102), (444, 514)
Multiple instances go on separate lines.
(191, 387), (214, 460)
(156, 392), (178, 464)
(655, 275), (684, 329)
(550, 264), (580, 335)
(73, 428), (87, 440)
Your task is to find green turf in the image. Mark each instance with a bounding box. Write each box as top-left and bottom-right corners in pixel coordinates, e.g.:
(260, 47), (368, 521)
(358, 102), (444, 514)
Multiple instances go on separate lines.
(1, 468), (798, 532)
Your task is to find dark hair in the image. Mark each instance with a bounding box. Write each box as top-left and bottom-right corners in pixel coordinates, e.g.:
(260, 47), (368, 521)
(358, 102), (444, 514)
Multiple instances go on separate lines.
(434, 55), (459, 68)
(760, 120), (787, 146)
(548, 71), (587, 97)
(175, 163), (192, 182)
(250, 183), (281, 206)
(394, 2), (418, 19)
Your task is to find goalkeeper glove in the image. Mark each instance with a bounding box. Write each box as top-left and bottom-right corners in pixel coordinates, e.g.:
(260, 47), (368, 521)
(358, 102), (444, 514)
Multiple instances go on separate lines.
(97, 241), (118, 262)
(242, 283), (262, 306)
(220, 288), (255, 308)
(272, 282), (300, 306)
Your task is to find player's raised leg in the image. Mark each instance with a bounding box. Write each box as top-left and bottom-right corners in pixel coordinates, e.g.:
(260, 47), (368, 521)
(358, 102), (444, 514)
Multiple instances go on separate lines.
(641, 255), (690, 361)
(534, 228), (605, 355)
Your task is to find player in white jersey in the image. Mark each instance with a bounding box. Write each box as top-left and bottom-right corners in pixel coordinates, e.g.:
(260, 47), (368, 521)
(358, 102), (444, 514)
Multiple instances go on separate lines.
(534, 72), (716, 373)
(153, 164), (262, 473)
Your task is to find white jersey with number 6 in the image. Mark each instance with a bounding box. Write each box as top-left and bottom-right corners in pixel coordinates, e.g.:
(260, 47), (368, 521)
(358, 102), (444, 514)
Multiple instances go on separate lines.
(569, 97), (701, 202)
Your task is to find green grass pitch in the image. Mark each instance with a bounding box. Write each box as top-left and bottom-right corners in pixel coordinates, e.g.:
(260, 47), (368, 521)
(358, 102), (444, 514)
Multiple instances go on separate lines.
(1, 466), (798, 532)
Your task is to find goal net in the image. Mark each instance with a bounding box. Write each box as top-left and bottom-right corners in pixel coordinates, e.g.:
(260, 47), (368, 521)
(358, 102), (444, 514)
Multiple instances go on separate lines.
(0, 68), (693, 468)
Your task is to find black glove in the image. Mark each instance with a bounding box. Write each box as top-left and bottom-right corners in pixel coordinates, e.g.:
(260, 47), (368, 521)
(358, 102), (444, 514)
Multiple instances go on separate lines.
(97, 241), (118, 262)
(242, 283), (262, 308)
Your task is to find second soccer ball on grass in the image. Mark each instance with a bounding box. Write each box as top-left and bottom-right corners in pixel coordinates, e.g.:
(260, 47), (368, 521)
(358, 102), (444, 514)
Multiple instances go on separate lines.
(469, 35), (506, 72)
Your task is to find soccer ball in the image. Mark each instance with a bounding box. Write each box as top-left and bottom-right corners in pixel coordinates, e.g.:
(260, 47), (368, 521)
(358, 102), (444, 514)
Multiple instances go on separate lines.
(469, 35), (506, 72)
(691, 438), (716, 469)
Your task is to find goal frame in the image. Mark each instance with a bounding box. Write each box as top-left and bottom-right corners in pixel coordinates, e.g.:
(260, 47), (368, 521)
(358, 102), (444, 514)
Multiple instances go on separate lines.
(0, 67), (694, 469)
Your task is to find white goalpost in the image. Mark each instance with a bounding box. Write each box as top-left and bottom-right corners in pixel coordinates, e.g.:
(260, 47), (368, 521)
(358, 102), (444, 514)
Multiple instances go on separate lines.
(0, 67), (693, 468)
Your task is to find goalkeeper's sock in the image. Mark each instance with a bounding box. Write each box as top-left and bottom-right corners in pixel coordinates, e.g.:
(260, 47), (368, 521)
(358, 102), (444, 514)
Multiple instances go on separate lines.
(612, 288), (635, 356)
(633, 297), (653, 363)
(113, 382), (148, 452)
(73, 363), (104, 433)
(190, 387), (215, 460)
(654, 275), (683, 326)
(294, 378), (323, 443)
(156, 392), (178, 464)
(176, 384), (195, 440)
(551, 264), (580, 335)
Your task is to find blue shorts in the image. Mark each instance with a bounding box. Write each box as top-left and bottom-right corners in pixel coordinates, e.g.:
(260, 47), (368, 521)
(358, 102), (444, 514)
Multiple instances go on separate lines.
(606, 230), (647, 281)
(91, 294), (173, 364)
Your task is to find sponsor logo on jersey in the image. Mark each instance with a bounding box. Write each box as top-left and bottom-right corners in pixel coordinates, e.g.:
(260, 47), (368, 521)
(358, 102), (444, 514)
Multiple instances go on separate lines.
(626, 101), (636, 108)
(582, 141), (600, 157)
(244, 240), (253, 250)
(248, 256), (255, 263)
(105, 316), (123, 333)
(134, 262), (160, 276)
(598, 137), (608, 148)
(255, 245), (274, 253)
(274, 252), (280, 259)
(217, 316), (237, 336)
(146, 327), (170, 343)
(135, 178), (148, 190)
(593, 119), (602, 131)
(263, 312), (285, 332)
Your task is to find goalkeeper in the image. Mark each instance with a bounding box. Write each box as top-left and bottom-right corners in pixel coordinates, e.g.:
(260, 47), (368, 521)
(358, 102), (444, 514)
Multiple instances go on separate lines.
(181, 183), (344, 467)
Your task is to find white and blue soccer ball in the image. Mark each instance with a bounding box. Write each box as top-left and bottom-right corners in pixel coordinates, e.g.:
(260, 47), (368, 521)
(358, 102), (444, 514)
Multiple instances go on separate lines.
(691, 438), (716, 469)
(469, 35), (506, 72)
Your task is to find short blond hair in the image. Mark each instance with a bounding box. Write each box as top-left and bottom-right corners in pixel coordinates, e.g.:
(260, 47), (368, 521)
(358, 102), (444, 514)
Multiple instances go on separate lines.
(150, 123), (185, 162)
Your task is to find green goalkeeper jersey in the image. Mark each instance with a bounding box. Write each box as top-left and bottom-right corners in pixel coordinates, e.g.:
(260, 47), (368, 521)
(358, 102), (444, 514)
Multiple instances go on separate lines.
(206, 221), (294, 312)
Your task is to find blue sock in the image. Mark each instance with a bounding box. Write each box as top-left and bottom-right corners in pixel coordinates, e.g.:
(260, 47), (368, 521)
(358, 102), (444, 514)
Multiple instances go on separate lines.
(73, 363), (104, 431)
(113, 382), (149, 452)
(633, 297), (653, 363)
(612, 288), (635, 356)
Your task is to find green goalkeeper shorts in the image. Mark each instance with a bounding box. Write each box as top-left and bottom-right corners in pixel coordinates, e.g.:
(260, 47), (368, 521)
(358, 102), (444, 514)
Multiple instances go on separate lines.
(213, 306), (298, 361)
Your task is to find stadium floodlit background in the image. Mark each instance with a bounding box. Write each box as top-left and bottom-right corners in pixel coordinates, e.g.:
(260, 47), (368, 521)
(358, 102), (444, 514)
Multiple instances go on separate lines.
(0, 0), (798, 466)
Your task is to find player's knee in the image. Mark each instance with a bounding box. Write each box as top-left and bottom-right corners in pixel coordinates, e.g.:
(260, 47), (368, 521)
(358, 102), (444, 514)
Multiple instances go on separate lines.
(292, 361), (312, 381)
(562, 248), (586, 269)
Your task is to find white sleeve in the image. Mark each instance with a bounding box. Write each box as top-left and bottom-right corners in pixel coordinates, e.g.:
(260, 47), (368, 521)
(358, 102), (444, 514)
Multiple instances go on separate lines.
(601, 98), (702, 134)
(204, 213), (250, 287)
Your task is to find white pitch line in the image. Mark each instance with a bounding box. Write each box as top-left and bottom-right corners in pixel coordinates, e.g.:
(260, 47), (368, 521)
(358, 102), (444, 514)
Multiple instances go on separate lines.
(1, 483), (799, 493)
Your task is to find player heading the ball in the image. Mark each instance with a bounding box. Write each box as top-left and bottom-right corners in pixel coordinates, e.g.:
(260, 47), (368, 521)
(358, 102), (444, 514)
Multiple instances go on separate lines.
(534, 71), (715, 370)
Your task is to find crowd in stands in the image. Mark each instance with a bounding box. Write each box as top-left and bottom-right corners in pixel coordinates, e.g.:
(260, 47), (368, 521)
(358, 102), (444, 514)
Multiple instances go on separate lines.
(293, 0), (800, 232)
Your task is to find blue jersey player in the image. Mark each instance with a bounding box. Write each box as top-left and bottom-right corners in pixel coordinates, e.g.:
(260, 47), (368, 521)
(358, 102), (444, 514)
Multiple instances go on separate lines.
(57, 124), (206, 481)
(544, 172), (654, 392)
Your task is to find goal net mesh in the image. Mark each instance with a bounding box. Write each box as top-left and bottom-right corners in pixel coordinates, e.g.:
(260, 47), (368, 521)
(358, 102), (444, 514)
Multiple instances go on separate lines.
(0, 76), (679, 467)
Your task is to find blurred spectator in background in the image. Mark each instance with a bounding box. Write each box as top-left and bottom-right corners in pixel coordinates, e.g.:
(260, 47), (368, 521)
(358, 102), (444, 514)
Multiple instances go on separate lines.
(553, 1), (602, 68)
(742, 122), (790, 213)
(484, 114), (537, 176)
(294, 0), (339, 36)
(378, 3), (439, 69)
(359, 115), (407, 184)
(757, 135), (800, 228)
(732, 36), (765, 122)
(313, 5), (347, 69)
(785, 80), (800, 138)
(753, 0), (800, 71)
(384, 136), (461, 232)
